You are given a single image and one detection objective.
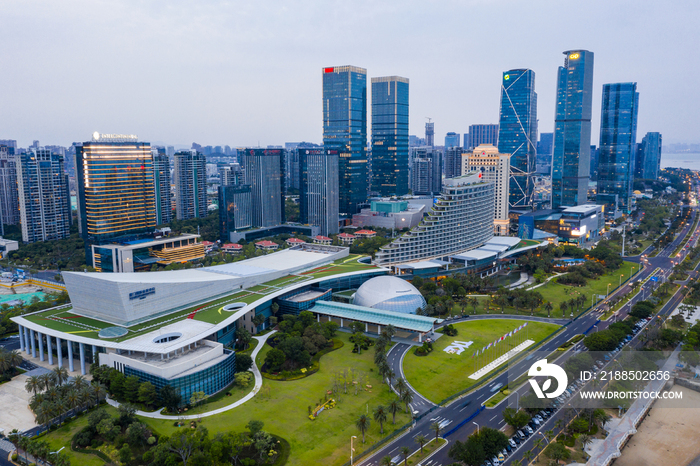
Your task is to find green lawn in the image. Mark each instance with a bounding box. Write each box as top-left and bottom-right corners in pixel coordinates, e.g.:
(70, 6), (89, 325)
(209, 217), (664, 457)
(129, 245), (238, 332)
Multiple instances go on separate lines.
(139, 331), (412, 466)
(403, 320), (561, 404)
(41, 409), (117, 466)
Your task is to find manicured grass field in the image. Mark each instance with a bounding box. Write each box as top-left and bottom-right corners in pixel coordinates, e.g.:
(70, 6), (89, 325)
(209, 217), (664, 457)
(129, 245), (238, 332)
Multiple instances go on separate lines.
(138, 331), (412, 466)
(403, 320), (561, 404)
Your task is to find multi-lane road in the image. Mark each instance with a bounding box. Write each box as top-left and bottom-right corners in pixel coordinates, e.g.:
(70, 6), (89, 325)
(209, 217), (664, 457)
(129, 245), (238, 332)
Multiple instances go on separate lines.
(359, 199), (699, 466)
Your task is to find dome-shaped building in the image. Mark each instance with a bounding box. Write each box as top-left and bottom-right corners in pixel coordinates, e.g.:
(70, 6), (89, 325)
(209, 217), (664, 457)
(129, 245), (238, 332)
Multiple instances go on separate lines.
(353, 276), (427, 314)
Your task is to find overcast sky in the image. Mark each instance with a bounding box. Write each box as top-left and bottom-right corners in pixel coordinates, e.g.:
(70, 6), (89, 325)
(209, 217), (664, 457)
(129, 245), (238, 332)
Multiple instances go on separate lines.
(2, 0), (698, 149)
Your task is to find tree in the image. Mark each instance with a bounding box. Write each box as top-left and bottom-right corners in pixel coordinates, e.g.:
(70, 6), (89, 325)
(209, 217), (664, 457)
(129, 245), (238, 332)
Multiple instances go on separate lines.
(579, 433), (592, 452)
(388, 399), (401, 424)
(264, 348), (286, 372)
(25, 375), (42, 396)
(545, 301), (553, 318)
(449, 436), (486, 466)
(234, 372), (253, 388)
(190, 391), (208, 408)
(52, 366), (69, 387)
(160, 385), (182, 412)
(235, 326), (252, 351)
(395, 378), (408, 396)
(374, 405), (388, 435)
(270, 302), (279, 317)
(400, 446), (410, 465)
(246, 420), (264, 437)
(235, 353), (253, 372)
(502, 407), (530, 429)
(430, 421), (442, 441)
(356, 414), (371, 443)
(138, 382), (158, 408)
(97, 417), (120, 441)
(400, 388), (413, 413)
(380, 456), (393, 466)
(168, 427), (208, 466)
(123, 375), (141, 403)
(415, 434), (427, 454)
(545, 441), (570, 463)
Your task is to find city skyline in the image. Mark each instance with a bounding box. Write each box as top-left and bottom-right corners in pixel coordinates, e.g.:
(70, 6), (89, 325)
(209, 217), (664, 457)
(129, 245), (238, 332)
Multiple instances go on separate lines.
(2, 1), (698, 148)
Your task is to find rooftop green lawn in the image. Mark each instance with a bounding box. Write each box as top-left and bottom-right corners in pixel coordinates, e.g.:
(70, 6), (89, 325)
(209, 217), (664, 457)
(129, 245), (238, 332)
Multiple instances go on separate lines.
(515, 239), (542, 249)
(403, 319), (561, 404)
(139, 331), (413, 466)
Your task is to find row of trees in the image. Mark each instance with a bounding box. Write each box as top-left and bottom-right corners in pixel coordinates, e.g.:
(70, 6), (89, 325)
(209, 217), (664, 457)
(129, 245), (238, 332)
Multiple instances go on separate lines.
(0, 346), (23, 382)
(0, 290), (70, 337)
(448, 426), (509, 466)
(8, 430), (71, 466)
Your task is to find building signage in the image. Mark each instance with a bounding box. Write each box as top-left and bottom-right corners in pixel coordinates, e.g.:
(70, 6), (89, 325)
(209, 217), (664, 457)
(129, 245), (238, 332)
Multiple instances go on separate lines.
(92, 132), (139, 142)
(129, 287), (155, 300)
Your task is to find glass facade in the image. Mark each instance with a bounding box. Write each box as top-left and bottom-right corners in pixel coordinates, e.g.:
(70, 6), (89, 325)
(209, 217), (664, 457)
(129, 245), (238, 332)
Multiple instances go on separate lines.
(174, 150), (207, 220)
(467, 124), (498, 151)
(497, 69), (537, 209)
(368, 294), (427, 314)
(153, 152), (172, 225)
(76, 141), (156, 241)
(371, 76), (409, 196)
(638, 132), (662, 180)
(323, 66), (368, 215)
(597, 83), (639, 215)
(551, 50), (594, 208)
(0, 145), (20, 227)
(124, 350), (236, 407)
(218, 184), (253, 241)
(242, 148), (285, 228)
(300, 149), (339, 236)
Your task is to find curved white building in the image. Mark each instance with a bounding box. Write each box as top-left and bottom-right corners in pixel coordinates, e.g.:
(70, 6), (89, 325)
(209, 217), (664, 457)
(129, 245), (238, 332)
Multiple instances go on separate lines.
(352, 276), (426, 314)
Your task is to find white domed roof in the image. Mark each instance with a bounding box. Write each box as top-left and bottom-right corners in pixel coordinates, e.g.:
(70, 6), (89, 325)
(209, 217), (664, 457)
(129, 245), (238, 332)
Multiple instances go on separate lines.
(353, 276), (426, 314)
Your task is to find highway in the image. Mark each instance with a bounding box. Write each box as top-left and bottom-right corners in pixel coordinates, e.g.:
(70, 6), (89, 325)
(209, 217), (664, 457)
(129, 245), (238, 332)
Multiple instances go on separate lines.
(358, 197), (698, 466)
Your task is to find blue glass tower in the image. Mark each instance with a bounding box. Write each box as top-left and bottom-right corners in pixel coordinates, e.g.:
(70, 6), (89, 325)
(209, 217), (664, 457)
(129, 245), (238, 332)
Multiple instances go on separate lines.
(371, 76), (409, 196)
(551, 50), (594, 208)
(444, 132), (460, 148)
(323, 66), (368, 215)
(638, 132), (662, 180)
(597, 83), (639, 215)
(498, 69), (537, 209)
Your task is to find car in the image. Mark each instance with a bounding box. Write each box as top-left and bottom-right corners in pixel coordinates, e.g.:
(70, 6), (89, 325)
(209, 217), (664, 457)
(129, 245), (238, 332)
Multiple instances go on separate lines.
(492, 457), (499, 465)
(490, 383), (504, 393)
(518, 429), (526, 439)
(505, 443), (513, 452)
(525, 426), (534, 435)
(513, 435), (521, 444)
(498, 453), (506, 463)
(483, 461), (492, 466)
(509, 438), (517, 448)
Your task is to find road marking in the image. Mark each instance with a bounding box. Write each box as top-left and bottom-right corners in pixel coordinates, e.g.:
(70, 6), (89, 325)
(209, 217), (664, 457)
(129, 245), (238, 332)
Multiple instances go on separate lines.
(490, 414), (498, 422)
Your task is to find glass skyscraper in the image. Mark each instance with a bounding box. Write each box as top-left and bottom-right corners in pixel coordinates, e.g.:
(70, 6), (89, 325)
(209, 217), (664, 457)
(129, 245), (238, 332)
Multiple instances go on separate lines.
(323, 66), (367, 215)
(300, 149), (339, 236)
(371, 76), (409, 196)
(153, 151), (172, 225)
(242, 148), (285, 228)
(497, 69), (537, 209)
(174, 150), (207, 220)
(467, 124), (498, 151)
(444, 132), (460, 149)
(551, 50), (594, 208)
(0, 145), (19, 227)
(638, 132), (662, 180)
(597, 82), (639, 215)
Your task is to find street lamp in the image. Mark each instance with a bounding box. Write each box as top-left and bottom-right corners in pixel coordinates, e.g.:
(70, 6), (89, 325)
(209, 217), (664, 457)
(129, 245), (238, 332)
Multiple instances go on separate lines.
(594, 325), (598, 333)
(607, 283), (612, 297)
(350, 436), (357, 465)
(473, 421), (480, 434)
(540, 431), (550, 445)
(620, 274), (624, 287)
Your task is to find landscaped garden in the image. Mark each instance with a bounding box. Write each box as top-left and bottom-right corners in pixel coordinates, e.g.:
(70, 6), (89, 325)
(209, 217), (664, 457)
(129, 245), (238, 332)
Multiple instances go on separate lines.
(403, 319), (561, 404)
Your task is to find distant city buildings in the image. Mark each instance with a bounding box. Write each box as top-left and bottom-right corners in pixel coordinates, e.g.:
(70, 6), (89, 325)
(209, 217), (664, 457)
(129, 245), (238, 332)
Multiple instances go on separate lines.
(536, 132), (553, 174)
(410, 147), (442, 196)
(467, 124), (498, 151)
(445, 132), (460, 149)
(636, 132), (662, 180)
(425, 121), (435, 147)
(443, 146), (463, 179)
(300, 149), (339, 236)
(597, 82), (639, 216)
(0, 145), (19, 227)
(242, 148), (285, 228)
(323, 66), (368, 215)
(589, 145), (599, 180)
(551, 50), (594, 208)
(352, 199), (424, 230)
(371, 76), (409, 196)
(174, 150), (207, 220)
(463, 144), (511, 236)
(76, 134), (156, 242)
(218, 184), (253, 241)
(498, 69), (537, 210)
(17, 149), (71, 243)
(152, 151), (172, 225)
(219, 162), (244, 187)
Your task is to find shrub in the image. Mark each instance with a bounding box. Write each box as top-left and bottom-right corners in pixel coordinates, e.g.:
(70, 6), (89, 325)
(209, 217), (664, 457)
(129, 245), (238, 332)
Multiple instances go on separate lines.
(11, 454), (17, 461)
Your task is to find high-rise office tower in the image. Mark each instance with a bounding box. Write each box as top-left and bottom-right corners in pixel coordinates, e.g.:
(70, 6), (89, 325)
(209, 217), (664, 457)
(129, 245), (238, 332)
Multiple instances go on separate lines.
(463, 144), (511, 236)
(425, 121), (435, 147)
(597, 83), (639, 215)
(300, 149), (339, 236)
(218, 184), (253, 241)
(589, 145), (599, 180)
(153, 151), (172, 225)
(219, 163), (244, 186)
(322, 66), (367, 215)
(637, 132), (662, 180)
(0, 145), (20, 227)
(371, 76), (409, 196)
(410, 147), (442, 195)
(551, 50), (595, 208)
(445, 132), (460, 149)
(174, 150), (207, 220)
(76, 134), (156, 242)
(17, 149), (71, 243)
(467, 124), (499, 150)
(242, 148), (285, 228)
(498, 69), (538, 209)
(536, 132), (554, 174)
(444, 147), (463, 179)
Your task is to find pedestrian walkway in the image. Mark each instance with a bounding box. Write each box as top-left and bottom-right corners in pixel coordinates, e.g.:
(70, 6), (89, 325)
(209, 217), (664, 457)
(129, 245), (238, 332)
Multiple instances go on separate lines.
(106, 330), (275, 420)
(507, 272), (529, 289)
(468, 339), (535, 380)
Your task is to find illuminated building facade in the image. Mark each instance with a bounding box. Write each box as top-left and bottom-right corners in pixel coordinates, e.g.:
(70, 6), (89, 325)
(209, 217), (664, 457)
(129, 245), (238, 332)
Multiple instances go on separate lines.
(323, 66), (368, 215)
(637, 132), (662, 180)
(76, 134), (156, 242)
(174, 150), (207, 220)
(153, 151), (172, 225)
(371, 76), (409, 196)
(551, 50), (594, 208)
(218, 184), (253, 241)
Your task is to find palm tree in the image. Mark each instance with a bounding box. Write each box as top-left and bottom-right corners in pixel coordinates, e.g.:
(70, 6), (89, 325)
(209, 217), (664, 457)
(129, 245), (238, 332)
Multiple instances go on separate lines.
(52, 366), (69, 387)
(470, 297), (479, 314)
(39, 373), (53, 391)
(25, 375), (42, 396)
(395, 378), (408, 395)
(511, 459), (522, 466)
(383, 324), (397, 339)
(545, 429), (554, 442)
(374, 405), (388, 435)
(386, 368), (396, 387)
(18, 435), (30, 465)
(380, 455), (393, 466)
(388, 399), (401, 424)
(356, 414), (371, 443)
(533, 438), (543, 453)
(430, 421), (442, 441)
(579, 433), (592, 452)
(72, 375), (88, 391)
(555, 419), (564, 431)
(560, 301), (569, 318)
(415, 434), (427, 454)
(400, 388), (413, 414)
(545, 301), (553, 318)
(91, 382), (107, 408)
(523, 449), (533, 462)
(400, 446), (410, 465)
(65, 389), (80, 414)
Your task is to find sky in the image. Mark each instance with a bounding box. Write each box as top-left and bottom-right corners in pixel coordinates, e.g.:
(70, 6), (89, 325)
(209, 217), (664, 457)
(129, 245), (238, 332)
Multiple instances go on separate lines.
(2, 0), (698, 149)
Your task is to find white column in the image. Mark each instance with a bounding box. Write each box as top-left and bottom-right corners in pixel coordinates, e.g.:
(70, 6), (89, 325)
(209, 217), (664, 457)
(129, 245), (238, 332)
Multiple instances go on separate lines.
(24, 327), (31, 354)
(419, 333), (423, 343)
(377, 325), (381, 335)
(67, 341), (74, 372)
(328, 315), (331, 322)
(317, 314), (320, 322)
(18, 325), (25, 352)
(340, 318), (344, 327)
(47, 335), (53, 365)
(38, 332), (44, 361)
(92, 345), (97, 364)
(56, 337), (63, 368)
(365, 323), (369, 332)
(79, 343), (86, 375)
(30, 330), (36, 358)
